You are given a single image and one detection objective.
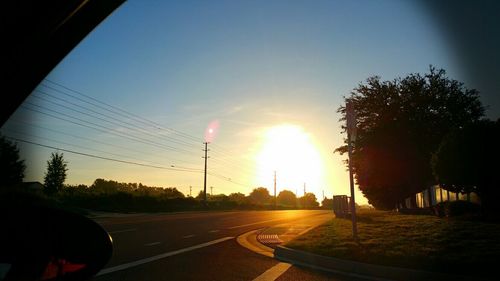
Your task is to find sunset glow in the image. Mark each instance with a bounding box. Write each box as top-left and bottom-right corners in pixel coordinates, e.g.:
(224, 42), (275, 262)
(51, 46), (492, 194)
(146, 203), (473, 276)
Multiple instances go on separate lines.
(255, 124), (323, 195)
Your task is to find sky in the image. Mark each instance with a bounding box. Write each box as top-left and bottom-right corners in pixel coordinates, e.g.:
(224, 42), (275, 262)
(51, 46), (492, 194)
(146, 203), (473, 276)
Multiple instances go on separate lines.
(2, 0), (496, 205)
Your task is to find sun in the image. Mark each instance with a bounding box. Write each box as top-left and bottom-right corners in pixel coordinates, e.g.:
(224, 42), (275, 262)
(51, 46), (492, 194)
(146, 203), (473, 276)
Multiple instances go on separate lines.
(255, 124), (323, 195)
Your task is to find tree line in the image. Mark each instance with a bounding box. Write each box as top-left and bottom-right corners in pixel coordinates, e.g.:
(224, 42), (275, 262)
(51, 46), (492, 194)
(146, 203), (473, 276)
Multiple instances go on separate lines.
(336, 66), (499, 216)
(0, 140), (324, 212)
(61, 179), (322, 212)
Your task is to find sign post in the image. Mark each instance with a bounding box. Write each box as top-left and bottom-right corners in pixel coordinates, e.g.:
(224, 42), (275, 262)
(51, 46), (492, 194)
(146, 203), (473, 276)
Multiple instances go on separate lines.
(346, 101), (358, 239)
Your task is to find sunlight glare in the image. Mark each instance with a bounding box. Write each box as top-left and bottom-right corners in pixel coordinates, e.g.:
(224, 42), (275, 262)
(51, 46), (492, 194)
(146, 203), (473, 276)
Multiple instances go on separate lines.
(255, 124), (323, 196)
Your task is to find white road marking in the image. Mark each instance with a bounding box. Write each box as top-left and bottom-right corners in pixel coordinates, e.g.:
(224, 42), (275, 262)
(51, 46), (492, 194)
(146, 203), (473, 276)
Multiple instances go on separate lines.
(96, 237), (234, 276)
(208, 229), (219, 233)
(182, 234), (195, 239)
(108, 228), (137, 234)
(144, 242), (161, 246)
(228, 218), (283, 229)
(252, 262), (292, 281)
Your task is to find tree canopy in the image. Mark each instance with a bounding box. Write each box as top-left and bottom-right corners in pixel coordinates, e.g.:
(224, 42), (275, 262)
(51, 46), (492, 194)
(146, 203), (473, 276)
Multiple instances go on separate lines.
(0, 136), (25, 188)
(248, 187), (271, 205)
(432, 119), (500, 214)
(277, 190), (297, 207)
(44, 152), (68, 195)
(298, 192), (319, 209)
(336, 67), (485, 209)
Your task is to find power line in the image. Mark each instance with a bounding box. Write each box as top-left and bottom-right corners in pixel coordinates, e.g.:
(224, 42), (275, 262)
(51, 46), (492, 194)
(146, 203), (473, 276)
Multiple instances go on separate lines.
(32, 91), (200, 149)
(6, 137), (203, 173)
(38, 80), (259, 180)
(2, 128), (204, 172)
(7, 119), (201, 167)
(19, 80), (259, 189)
(21, 103), (200, 157)
(41, 80), (203, 143)
(6, 136), (248, 188)
(24, 99), (200, 156)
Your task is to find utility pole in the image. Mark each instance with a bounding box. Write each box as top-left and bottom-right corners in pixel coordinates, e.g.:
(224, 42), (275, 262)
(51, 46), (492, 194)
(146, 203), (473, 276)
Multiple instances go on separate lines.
(274, 171), (277, 209)
(303, 182), (306, 196)
(203, 142), (210, 206)
(210, 186), (213, 196)
(346, 101), (358, 239)
(323, 190), (325, 200)
(189, 186), (192, 197)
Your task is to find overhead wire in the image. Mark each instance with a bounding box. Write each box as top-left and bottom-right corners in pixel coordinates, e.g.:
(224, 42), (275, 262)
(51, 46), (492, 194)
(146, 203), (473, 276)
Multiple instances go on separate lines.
(2, 128), (203, 172)
(21, 103), (200, 157)
(20, 79), (261, 189)
(42, 79), (203, 143)
(7, 119), (201, 166)
(32, 90), (199, 149)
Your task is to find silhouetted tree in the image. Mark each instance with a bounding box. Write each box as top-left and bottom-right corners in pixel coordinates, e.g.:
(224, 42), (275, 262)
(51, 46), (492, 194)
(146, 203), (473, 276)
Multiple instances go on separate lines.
(44, 152), (67, 195)
(248, 187), (271, 205)
(90, 178), (121, 194)
(299, 192), (319, 209)
(321, 197), (333, 209)
(277, 190), (297, 208)
(161, 187), (185, 198)
(432, 119), (500, 215)
(336, 66), (484, 209)
(194, 190), (204, 200)
(0, 136), (25, 188)
(228, 192), (247, 205)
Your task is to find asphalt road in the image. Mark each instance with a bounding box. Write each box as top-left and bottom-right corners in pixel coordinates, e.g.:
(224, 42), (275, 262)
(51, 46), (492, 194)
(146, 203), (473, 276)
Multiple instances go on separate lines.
(90, 210), (369, 281)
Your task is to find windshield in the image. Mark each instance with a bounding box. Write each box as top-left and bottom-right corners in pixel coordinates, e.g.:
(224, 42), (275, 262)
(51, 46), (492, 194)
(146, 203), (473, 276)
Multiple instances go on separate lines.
(1, 1), (499, 281)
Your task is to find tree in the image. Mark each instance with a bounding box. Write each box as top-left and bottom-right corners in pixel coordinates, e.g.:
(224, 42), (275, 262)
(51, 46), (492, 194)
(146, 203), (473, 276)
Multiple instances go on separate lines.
(0, 136), (25, 188)
(321, 197), (333, 209)
(44, 152), (68, 195)
(336, 66), (484, 209)
(228, 192), (247, 205)
(432, 119), (500, 215)
(248, 187), (271, 205)
(298, 192), (319, 209)
(196, 190), (207, 201)
(277, 190), (297, 208)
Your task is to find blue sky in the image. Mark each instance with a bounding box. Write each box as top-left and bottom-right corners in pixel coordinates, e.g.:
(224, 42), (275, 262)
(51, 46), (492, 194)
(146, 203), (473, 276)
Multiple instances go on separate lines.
(3, 0), (490, 204)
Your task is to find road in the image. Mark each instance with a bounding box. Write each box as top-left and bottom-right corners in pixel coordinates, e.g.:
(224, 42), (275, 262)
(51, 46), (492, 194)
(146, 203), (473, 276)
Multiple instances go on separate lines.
(91, 210), (368, 281)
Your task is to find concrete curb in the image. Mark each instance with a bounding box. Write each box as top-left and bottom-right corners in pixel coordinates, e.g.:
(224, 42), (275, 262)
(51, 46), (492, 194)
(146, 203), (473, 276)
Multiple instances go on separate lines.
(274, 246), (487, 281)
(237, 229), (274, 258)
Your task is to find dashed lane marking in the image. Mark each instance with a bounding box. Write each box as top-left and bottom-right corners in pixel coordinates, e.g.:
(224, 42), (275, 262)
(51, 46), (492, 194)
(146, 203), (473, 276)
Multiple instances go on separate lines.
(252, 262), (292, 281)
(182, 234), (195, 238)
(144, 242), (161, 246)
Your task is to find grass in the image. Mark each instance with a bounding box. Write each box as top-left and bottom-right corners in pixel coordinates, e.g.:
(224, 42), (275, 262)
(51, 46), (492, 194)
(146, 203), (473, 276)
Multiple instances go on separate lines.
(286, 210), (500, 277)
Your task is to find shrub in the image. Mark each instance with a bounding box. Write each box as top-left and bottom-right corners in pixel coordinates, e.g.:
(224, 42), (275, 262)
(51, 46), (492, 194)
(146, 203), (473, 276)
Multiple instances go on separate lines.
(434, 200), (481, 217)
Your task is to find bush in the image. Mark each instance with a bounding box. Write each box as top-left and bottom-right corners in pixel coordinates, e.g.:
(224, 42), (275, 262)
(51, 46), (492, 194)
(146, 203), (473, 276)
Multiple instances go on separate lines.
(434, 200), (481, 217)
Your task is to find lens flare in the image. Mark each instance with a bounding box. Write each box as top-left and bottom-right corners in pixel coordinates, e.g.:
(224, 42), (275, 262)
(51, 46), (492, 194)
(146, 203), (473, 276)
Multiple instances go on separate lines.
(205, 120), (220, 142)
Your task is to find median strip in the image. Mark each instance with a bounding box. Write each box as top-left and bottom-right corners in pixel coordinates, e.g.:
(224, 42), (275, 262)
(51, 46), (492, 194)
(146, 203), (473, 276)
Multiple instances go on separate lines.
(96, 236), (234, 276)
